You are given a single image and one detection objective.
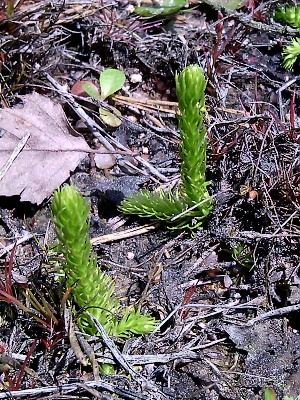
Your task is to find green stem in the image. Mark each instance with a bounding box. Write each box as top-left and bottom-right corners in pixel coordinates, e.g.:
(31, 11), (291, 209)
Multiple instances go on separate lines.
(119, 64), (212, 229)
(51, 185), (157, 337)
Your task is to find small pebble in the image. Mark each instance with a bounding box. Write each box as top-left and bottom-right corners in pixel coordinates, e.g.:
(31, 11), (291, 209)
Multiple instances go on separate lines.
(130, 73), (142, 83)
(223, 275), (232, 288)
(94, 145), (116, 169)
(248, 190), (258, 201)
(127, 252), (135, 260)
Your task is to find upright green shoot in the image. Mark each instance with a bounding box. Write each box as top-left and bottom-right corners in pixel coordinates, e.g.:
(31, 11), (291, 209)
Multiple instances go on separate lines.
(119, 65), (212, 229)
(274, 5), (300, 69)
(51, 185), (157, 338)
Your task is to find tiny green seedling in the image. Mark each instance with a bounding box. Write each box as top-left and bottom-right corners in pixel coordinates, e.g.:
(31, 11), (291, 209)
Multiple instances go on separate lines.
(282, 38), (300, 70)
(83, 68), (126, 127)
(99, 68), (126, 99)
(265, 388), (300, 400)
(226, 243), (253, 269)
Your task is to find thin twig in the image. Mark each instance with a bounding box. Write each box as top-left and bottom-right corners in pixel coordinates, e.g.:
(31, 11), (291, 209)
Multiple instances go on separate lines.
(87, 313), (162, 395)
(152, 300), (259, 334)
(44, 73), (168, 182)
(0, 380), (148, 399)
(245, 303), (300, 327)
(0, 233), (33, 258)
(91, 223), (160, 245)
(95, 342), (225, 365)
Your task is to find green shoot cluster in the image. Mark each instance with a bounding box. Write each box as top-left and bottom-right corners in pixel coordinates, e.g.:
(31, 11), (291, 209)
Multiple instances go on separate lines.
(119, 65), (212, 230)
(51, 185), (157, 338)
(274, 5), (300, 69)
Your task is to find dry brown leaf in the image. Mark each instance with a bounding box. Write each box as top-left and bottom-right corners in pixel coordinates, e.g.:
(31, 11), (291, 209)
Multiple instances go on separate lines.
(0, 92), (91, 204)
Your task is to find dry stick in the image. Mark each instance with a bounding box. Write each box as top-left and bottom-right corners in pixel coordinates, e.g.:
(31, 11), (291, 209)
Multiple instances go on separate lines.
(0, 132), (30, 182)
(152, 300), (257, 334)
(0, 380), (148, 400)
(75, 328), (100, 382)
(245, 303), (300, 327)
(87, 313), (163, 395)
(164, 295), (264, 330)
(76, 383), (105, 400)
(170, 192), (220, 222)
(229, 231), (300, 239)
(91, 223), (159, 245)
(273, 209), (299, 236)
(277, 77), (299, 123)
(113, 95), (178, 107)
(253, 119), (274, 184)
(0, 233), (33, 258)
(44, 73), (168, 182)
(232, 9), (300, 36)
(95, 341), (224, 365)
(65, 307), (88, 367)
(114, 95), (247, 116)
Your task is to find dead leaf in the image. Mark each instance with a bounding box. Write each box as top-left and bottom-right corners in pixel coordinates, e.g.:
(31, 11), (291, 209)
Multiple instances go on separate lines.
(71, 81), (100, 98)
(0, 92), (91, 204)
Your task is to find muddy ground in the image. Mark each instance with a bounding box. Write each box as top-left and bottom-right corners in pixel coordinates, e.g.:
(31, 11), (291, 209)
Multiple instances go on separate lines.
(0, 0), (299, 399)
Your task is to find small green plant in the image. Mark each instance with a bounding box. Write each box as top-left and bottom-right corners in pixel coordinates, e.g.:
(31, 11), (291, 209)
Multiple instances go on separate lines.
(264, 388), (276, 400)
(264, 387), (300, 400)
(82, 68), (126, 127)
(228, 242), (253, 269)
(119, 65), (212, 230)
(135, 0), (185, 17)
(134, 0), (244, 17)
(274, 5), (300, 69)
(51, 185), (157, 339)
(274, 5), (300, 28)
(204, 0), (246, 11)
(282, 38), (300, 70)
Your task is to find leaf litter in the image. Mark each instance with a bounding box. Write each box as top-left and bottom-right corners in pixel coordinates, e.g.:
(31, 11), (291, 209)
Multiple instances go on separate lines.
(0, 1), (300, 399)
(0, 92), (91, 204)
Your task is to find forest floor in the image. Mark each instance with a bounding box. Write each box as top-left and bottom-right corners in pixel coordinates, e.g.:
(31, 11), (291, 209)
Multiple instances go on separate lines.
(0, 0), (300, 399)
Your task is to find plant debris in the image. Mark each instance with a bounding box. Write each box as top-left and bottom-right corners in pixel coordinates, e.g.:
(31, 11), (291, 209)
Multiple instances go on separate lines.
(0, 0), (299, 399)
(0, 92), (91, 204)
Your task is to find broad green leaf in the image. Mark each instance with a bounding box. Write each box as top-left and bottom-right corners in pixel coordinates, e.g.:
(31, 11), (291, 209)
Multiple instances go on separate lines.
(135, 0), (185, 17)
(204, 0), (246, 11)
(99, 69), (125, 100)
(264, 389), (277, 400)
(82, 83), (101, 100)
(99, 106), (122, 127)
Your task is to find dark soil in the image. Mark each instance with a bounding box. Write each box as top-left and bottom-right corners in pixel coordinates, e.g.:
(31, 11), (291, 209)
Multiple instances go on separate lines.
(0, 0), (300, 399)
